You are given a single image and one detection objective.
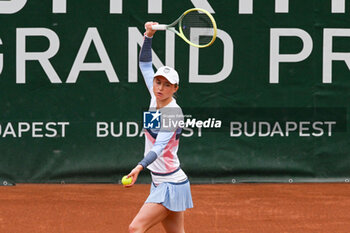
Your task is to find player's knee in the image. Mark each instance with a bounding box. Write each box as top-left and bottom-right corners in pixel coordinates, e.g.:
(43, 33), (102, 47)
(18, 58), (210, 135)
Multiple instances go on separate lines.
(128, 224), (136, 233)
(128, 223), (143, 233)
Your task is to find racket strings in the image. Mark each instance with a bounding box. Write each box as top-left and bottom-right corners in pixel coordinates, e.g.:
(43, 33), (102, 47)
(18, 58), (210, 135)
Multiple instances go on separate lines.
(180, 10), (215, 46)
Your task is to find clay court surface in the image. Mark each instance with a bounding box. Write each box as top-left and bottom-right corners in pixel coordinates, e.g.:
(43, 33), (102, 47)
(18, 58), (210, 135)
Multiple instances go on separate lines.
(0, 183), (350, 233)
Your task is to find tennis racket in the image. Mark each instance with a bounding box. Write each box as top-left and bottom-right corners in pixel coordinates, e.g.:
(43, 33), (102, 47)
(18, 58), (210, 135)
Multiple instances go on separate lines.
(152, 8), (217, 48)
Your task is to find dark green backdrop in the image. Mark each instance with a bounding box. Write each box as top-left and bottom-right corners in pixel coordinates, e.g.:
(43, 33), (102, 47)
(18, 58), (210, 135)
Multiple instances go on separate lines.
(0, 0), (349, 183)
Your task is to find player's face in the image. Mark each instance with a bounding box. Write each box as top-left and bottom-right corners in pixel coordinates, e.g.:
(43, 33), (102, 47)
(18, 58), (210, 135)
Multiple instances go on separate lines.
(153, 76), (178, 101)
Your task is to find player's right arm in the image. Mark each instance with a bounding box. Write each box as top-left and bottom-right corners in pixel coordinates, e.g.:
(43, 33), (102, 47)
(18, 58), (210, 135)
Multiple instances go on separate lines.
(139, 22), (158, 95)
(126, 22), (159, 188)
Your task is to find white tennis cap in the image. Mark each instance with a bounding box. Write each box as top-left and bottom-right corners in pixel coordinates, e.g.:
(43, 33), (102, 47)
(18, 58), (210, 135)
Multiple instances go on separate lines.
(154, 66), (179, 84)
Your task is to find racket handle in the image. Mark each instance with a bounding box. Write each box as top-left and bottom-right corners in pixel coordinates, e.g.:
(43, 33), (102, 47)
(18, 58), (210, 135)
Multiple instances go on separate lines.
(152, 24), (167, 30)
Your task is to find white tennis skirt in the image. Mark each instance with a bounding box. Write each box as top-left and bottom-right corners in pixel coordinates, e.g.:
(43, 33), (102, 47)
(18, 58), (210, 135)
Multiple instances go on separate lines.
(145, 180), (194, 212)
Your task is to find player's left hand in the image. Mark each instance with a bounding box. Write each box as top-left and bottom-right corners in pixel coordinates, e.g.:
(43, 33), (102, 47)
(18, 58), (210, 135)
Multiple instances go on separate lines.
(124, 165), (143, 188)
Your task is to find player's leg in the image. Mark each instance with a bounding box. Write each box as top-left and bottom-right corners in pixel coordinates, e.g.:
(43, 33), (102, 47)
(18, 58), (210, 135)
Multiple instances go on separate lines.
(129, 203), (169, 233)
(161, 211), (185, 233)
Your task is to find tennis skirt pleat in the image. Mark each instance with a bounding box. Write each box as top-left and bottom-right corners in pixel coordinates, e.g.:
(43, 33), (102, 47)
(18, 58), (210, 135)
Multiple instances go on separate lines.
(145, 180), (193, 212)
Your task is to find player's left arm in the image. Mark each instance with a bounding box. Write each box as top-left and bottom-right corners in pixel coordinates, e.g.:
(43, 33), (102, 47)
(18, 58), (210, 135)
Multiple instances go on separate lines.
(138, 109), (184, 169)
(125, 130), (175, 187)
(138, 131), (175, 168)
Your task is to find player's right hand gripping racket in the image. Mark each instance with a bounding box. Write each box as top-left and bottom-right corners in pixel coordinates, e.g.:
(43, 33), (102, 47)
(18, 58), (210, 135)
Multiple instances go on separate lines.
(152, 8), (217, 48)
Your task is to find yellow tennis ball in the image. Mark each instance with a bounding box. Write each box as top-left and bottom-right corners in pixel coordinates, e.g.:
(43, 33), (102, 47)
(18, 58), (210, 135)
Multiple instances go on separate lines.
(122, 176), (132, 185)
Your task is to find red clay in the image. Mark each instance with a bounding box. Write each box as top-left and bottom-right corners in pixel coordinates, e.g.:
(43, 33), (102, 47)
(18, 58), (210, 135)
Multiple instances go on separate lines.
(0, 183), (349, 233)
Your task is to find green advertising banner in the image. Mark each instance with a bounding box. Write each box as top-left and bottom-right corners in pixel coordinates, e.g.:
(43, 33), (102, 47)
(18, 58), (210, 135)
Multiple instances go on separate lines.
(0, 0), (349, 183)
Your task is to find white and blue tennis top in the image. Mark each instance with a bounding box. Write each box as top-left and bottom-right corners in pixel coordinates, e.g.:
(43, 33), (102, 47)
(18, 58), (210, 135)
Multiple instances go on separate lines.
(138, 36), (187, 185)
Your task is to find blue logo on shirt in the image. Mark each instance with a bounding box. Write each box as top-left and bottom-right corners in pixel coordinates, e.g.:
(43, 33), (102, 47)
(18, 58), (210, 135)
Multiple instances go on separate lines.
(143, 110), (161, 129)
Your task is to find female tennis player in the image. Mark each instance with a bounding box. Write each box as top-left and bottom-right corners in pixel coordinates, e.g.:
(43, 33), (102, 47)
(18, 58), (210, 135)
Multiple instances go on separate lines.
(126, 22), (193, 233)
